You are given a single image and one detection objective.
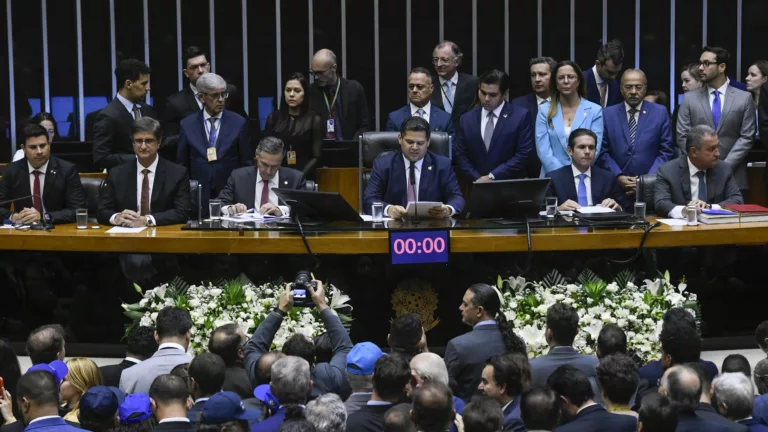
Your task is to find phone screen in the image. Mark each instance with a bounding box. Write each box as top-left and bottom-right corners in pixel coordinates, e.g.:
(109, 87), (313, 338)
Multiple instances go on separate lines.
(294, 289), (307, 299)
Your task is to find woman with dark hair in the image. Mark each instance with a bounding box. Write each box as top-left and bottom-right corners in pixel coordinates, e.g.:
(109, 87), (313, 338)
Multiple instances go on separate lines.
(0, 339), (22, 426)
(277, 405), (316, 432)
(746, 60), (768, 111)
(535, 61), (603, 176)
(264, 73), (323, 179)
(13, 112), (59, 161)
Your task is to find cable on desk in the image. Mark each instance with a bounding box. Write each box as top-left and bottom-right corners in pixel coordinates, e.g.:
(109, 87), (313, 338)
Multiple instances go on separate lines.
(607, 221), (662, 265)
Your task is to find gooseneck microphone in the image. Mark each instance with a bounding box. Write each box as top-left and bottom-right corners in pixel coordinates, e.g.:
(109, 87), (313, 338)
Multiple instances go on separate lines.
(409, 161), (420, 225)
(0, 194), (51, 230)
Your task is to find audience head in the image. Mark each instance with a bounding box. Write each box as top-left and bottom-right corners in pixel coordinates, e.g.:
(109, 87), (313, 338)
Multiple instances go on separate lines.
(663, 307), (696, 327)
(645, 90), (668, 107)
(148, 374), (190, 417)
(16, 370), (61, 424)
(154, 306), (192, 348)
(130, 117), (163, 165)
(596, 324), (627, 358)
(271, 356), (312, 405)
(282, 72), (310, 115)
(30, 112), (58, 143)
(0, 339), (22, 417)
(21, 123), (51, 170)
(546, 365), (594, 420)
(373, 353), (411, 403)
(169, 363), (191, 395)
(78, 386), (121, 432)
(479, 354), (524, 405)
(126, 325), (158, 361)
(398, 116), (432, 162)
(747, 60), (768, 95)
(595, 39), (624, 81)
(345, 342), (384, 392)
(462, 397), (503, 432)
(659, 365), (701, 413)
(209, 323), (247, 368)
(383, 403), (416, 432)
(681, 63), (702, 92)
(620, 69), (648, 107)
(507, 352), (532, 390)
(196, 73), (228, 116)
(199, 391), (260, 430)
(304, 393), (346, 432)
(255, 136), (286, 182)
(684, 125), (721, 174)
(432, 41), (463, 79)
(686, 361), (714, 405)
(115, 59), (150, 101)
(699, 46), (729, 84)
(722, 354), (751, 377)
(60, 357), (103, 410)
(409, 352), (449, 397)
(712, 372), (754, 421)
(410, 382), (455, 432)
(182, 45), (210, 85)
(638, 393), (678, 432)
(520, 387), (559, 431)
(755, 320), (768, 353)
(255, 351), (285, 386)
(189, 352), (226, 398)
(595, 353), (639, 407)
(389, 313), (425, 358)
(754, 358), (768, 395)
(311, 49), (338, 88)
(283, 333), (316, 367)
(529, 57), (557, 97)
(313, 333), (333, 365)
(26, 324), (66, 365)
(566, 129), (598, 171)
(547, 61), (586, 128)
(118, 393), (154, 431)
(463, 284), (525, 355)
(476, 69), (509, 112)
(407, 67), (434, 108)
(545, 302), (580, 348)
(279, 405), (317, 432)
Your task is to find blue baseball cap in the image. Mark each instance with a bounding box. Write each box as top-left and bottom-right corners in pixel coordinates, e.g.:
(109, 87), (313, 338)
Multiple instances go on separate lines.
(202, 391), (262, 424)
(253, 385), (280, 412)
(80, 386), (121, 421)
(27, 360), (69, 385)
(346, 342), (385, 375)
(119, 393), (152, 425)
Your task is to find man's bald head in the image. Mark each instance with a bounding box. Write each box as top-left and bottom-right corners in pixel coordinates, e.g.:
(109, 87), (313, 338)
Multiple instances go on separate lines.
(256, 351), (286, 386)
(313, 49), (337, 65)
(311, 49), (338, 87)
(26, 324), (66, 365)
(660, 365), (702, 412)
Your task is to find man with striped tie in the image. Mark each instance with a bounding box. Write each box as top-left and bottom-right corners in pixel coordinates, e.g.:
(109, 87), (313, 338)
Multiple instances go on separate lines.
(385, 67), (454, 136)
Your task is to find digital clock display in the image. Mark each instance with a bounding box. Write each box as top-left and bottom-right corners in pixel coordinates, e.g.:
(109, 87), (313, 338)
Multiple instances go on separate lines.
(389, 230), (450, 265)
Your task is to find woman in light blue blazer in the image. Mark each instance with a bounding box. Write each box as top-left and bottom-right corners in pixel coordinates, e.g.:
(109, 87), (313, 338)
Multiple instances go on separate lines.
(536, 60), (603, 176)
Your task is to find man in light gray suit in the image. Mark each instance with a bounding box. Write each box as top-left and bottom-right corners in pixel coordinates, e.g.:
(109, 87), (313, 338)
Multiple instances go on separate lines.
(655, 125), (743, 218)
(676, 46), (756, 196)
(120, 306), (193, 395)
(529, 303), (598, 388)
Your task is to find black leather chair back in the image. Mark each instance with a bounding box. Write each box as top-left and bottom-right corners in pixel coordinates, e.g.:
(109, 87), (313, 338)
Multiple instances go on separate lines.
(80, 177), (103, 223)
(637, 174), (657, 213)
(189, 179), (201, 222)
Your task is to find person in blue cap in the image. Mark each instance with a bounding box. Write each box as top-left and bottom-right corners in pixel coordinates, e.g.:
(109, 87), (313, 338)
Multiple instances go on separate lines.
(252, 385), (279, 419)
(14, 369), (81, 432)
(77, 385), (125, 432)
(118, 393), (155, 431)
(198, 391), (261, 432)
(344, 342), (385, 416)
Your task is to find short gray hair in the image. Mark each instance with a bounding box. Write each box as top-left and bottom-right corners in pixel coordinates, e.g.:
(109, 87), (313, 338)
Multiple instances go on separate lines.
(131, 117), (162, 141)
(270, 356), (310, 404)
(621, 68), (647, 85)
(754, 358), (768, 395)
(256, 136), (285, 157)
(411, 353), (449, 387)
(305, 393), (347, 432)
(686, 124), (717, 153)
(712, 372), (754, 419)
(345, 370), (373, 392)
(196, 73), (227, 95)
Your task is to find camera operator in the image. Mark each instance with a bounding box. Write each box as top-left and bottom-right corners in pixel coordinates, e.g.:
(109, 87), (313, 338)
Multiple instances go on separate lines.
(244, 277), (353, 401)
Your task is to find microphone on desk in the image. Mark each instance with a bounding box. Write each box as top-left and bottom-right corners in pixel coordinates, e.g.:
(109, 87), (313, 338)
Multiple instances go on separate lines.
(409, 161), (420, 225)
(0, 194), (52, 230)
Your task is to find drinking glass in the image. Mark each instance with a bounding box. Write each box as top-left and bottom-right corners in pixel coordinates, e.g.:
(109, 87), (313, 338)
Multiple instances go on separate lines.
(209, 199), (222, 220)
(76, 209), (88, 229)
(634, 202), (646, 220)
(686, 204), (698, 226)
(545, 197), (558, 218)
(371, 203), (384, 222)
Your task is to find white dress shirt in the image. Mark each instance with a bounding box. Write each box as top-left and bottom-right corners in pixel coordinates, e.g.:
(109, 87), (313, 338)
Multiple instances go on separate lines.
(12, 149), (24, 162)
(592, 65), (607, 106)
(124, 357), (141, 364)
(159, 418), (191, 424)
(28, 416), (62, 425)
(203, 109), (223, 146)
(158, 342), (187, 352)
(576, 402), (599, 415)
(572, 165), (593, 206)
(439, 72), (459, 110)
(410, 101), (432, 122)
(668, 157), (722, 218)
(707, 81), (728, 112)
(535, 95), (551, 106)
(383, 155), (455, 216)
(191, 83), (203, 110)
(254, 171), (291, 216)
(481, 101), (505, 141)
(626, 100), (643, 123)
(109, 156), (159, 226)
(116, 93), (141, 120)
(28, 160), (49, 200)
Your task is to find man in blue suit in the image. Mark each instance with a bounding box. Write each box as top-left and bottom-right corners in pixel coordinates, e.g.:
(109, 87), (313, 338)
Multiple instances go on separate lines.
(364, 116), (464, 218)
(599, 69), (675, 199)
(478, 354), (525, 432)
(454, 69), (534, 182)
(177, 73), (252, 213)
(545, 128), (628, 211)
(583, 39), (624, 108)
(385, 67), (454, 136)
(15, 370), (82, 432)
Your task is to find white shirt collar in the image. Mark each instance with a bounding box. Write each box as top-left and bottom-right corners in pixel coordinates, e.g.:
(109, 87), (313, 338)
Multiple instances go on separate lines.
(28, 160), (49, 175)
(687, 157), (703, 177)
(137, 155), (160, 174)
(473, 320), (496, 329)
(256, 169), (279, 187)
(482, 101), (505, 120)
(501, 398), (514, 412)
(591, 65), (603, 84)
(439, 72), (459, 86)
(402, 154), (425, 171)
(116, 93), (139, 114)
(410, 101), (431, 116)
(159, 418), (191, 424)
(571, 164), (592, 178)
(124, 357), (142, 364)
(190, 83), (199, 95)
(625, 101), (643, 113)
(194, 397), (210, 404)
(576, 402), (598, 415)
(707, 80), (728, 96)
(157, 342), (186, 352)
(203, 108), (223, 122)
(536, 95), (551, 105)
(29, 416), (61, 424)
(736, 417), (753, 422)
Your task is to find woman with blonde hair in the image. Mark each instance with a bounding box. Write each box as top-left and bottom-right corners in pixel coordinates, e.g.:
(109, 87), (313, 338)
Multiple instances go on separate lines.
(61, 357), (103, 424)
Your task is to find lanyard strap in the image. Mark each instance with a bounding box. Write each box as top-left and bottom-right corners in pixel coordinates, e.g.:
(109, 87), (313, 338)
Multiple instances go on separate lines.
(323, 79), (341, 113)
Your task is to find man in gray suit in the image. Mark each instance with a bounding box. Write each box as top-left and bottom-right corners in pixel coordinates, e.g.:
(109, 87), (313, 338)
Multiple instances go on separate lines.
(676, 46), (756, 196)
(656, 125), (743, 218)
(120, 306), (194, 395)
(529, 303), (598, 388)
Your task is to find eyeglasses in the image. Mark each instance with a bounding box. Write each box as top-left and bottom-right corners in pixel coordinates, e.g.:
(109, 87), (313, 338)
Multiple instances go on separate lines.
(622, 85), (646, 91)
(187, 62), (210, 71)
(134, 138), (157, 146)
(432, 57), (454, 65)
(309, 67), (334, 77)
(202, 92), (229, 101)
(699, 60), (719, 68)
(557, 74), (578, 82)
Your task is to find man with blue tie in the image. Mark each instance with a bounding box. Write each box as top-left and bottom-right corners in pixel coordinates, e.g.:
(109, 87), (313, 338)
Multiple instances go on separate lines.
(385, 67), (453, 135)
(598, 69), (675, 199)
(545, 129), (625, 211)
(430, 41), (478, 131)
(583, 39), (624, 108)
(454, 69), (534, 182)
(363, 116), (464, 218)
(177, 73), (252, 211)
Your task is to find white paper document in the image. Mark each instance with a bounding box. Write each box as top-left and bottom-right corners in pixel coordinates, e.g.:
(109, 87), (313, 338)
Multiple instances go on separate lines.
(106, 226), (148, 234)
(575, 206), (616, 214)
(657, 218), (689, 226)
(406, 201), (444, 218)
(360, 214), (394, 222)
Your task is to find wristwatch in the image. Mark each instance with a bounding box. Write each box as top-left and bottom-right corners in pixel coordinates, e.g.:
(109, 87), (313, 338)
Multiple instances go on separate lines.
(488, 173), (495, 180)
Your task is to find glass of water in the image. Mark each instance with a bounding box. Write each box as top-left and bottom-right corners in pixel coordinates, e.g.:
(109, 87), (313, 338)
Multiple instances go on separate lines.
(686, 204), (698, 226)
(634, 202), (646, 220)
(371, 202), (384, 222)
(209, 199), (222, 220)
(76, 208), (88, 229)
(545, 197), (558, 218)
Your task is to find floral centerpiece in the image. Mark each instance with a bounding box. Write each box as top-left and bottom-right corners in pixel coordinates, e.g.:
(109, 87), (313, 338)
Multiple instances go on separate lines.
(498, 269), (699, 363)
(121, 274), (353, 354)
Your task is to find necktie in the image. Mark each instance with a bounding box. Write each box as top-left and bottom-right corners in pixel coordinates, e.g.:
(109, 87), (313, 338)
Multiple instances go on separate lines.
(140, 169), (150, 216)
(696, 171), (707, 201)
(599, 82), (608, 107)
(132, 104), (142, 120)
(208, 117), (218, 148)
(260, 179), (270, 207)
(712, 90), (722, 130)
(577, 173), (588, 207)
(628, 108), (638, 149)
(443, 81), (454, 114)
(415, 109), (426, 119)
(407, 162), (416, 203)
(32, 170), (42, 213)
(483, 111), (495, 150)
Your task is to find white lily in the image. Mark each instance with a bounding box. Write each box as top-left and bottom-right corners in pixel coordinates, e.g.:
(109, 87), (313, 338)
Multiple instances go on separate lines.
(154, 284), (167, 299)
(644, 279), (662, 296)
(329, 285), (353, 312)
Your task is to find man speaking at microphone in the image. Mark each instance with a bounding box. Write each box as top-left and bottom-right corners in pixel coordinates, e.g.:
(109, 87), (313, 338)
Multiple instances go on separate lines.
(0, 124), (86, 225)
(363, 116), (464, 219)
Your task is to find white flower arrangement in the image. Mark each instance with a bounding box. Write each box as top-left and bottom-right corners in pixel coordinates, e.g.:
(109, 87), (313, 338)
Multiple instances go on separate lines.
(122, 274), (353, 354)
(497, 269), (699, 363)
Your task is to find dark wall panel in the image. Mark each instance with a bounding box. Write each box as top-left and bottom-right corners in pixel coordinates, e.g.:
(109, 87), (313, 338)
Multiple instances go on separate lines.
(606, 0), (636, 71)
(675, 0), (702, 104)
(411, 0), (439, 75)
(247, 0), (277, 113)
(180, 0), (209, 55)
(345, 0), (375, 132)
(443, 0), (473, 75)
(148, 0), (177, 115)
(707, 0), (737, 81)
(542, 0), (570, 65)
(313, 0), (343, 74)
(574, 0), (602, 71)
(281, 0), (309, 97)
(639, 0), (670, 102)
(214, 1), (244, 115)
(507, 0), (538, 99)
(742, 1), (768, 83)
(1, 1), (10, 159)
(82, 0), (111, 102)
(476, 0), (505, 77)
(114, 0), (146, 62)
(48, 0), (78, 138)
(379, 0), (407, 130)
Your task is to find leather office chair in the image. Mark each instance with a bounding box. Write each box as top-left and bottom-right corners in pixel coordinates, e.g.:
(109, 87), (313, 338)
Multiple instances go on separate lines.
(637, 174), (657, 214)
(304, 180), (318, 191)
(80, 177), (103, 223)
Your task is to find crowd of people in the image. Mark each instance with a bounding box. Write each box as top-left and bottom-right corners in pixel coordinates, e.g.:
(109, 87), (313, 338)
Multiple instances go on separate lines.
(1, 280), (768, 432)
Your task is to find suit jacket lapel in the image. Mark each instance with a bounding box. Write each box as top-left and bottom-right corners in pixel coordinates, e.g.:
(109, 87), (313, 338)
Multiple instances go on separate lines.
(552, 106), (567, 152)
(680, 158), (692, 201)
(127, 163), (139, 210)
(431, 76), (445, 110)
(571, 101), (589, 130)
(42, 157), (58, 202)
(706, 167), (717, 202)
(151, 159), (165, 205)
(618, 105), (631, 146)
(245, 167), (258, 208)
(488, 104), (512, 153)
(591, 170), (604, 205)
(527, 93), (538, 118)
(196, 111), (209, 151)
(186, 88), (201, 112)
(717, 87), (736, 133)
(419, 153), (435, 200)
(393, 154), (407, 207)
(216, 110), (230, 150)
(17, 162), (32, 199)
(697, 89), (715, 128)
(563, 169), (578, 201)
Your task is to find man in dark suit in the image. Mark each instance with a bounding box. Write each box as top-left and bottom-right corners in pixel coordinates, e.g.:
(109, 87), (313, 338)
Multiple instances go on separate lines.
(217, 137), (305, 217)
(252, 356), (313, 432)
(93, 59), (159, 170)
(177, 72), (252, 211)
(454, 69), (534, 182)
(385, 67), (453, 135)
(478, 354), (525, 432)
(430, 41), (478, 131)
(100, 325), (158, 388)
(583, 39), (624, 108)
(364, 116), (464, 218)
(512, 56), (557, 178)
(163, 46), (210, 147)
(598, 69), (675, 199)
(187, 353), (226, 423)
(655, 124), (743, 219)
(661, 365), (742, 432)
(546, 128), (627, 211)
(149, 374), (196, 432)
(548, 365), (636, 432)
(0, 124), (85, 225)
(410, 383), (456, 432)
(309, 48), (370, 140)
(10, 370), (82, 432)
(209, 324), (253, 400)
(519, 387), (560, 432)
(347, 355), (412, 432)
(694, 364), (750, 432)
